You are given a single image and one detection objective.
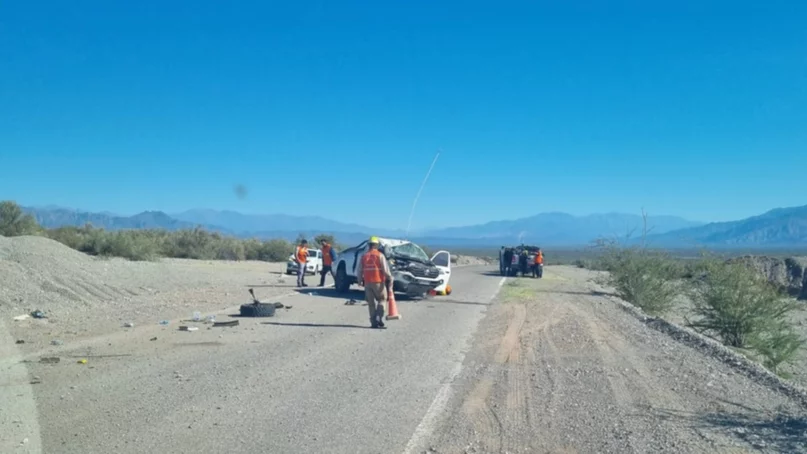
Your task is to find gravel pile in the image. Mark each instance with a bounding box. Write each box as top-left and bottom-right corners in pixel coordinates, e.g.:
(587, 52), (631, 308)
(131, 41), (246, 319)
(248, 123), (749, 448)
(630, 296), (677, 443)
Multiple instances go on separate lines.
(1, 235), (292, 340)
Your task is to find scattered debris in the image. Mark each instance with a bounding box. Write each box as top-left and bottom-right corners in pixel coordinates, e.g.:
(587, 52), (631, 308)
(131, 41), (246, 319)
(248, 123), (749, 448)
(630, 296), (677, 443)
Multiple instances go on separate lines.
(51, 339), (64, 346)
(179, 326), (199, 332)
(77, 359), (88, 365)
(40, 357), (60, 364)
(159, 320), (170, 326)
(15, 339), (25, 344)
(213, 320), (239, 328)
(345, 299), (359, 305)
(30, 309), (46, 319)
(123, 322), (135, 328)
(66, 354), (132, 359)
(30, 376), (41, 384)
(206, 315), (216, 323)
(13, 314), (30, 322)
(150, 337), (158, 341)
(192, 311), (202, 322)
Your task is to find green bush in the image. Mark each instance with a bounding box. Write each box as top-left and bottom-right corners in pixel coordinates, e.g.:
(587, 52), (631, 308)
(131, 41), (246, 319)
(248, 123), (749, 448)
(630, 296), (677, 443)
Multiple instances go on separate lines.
(0, 201), (41, 237)
(687, 258), (805, 374)
(596, 242), (680, 316)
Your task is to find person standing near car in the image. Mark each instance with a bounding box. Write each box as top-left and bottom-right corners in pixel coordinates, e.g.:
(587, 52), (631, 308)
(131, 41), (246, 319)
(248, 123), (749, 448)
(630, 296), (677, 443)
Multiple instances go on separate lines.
(319, 238), (336, 287)
(519, 249), (529, 277)
(355, 236), (393, 329)
(532, 247), (544, 278)
(502, 247), (513, 276)
(295, 239), (309, 288)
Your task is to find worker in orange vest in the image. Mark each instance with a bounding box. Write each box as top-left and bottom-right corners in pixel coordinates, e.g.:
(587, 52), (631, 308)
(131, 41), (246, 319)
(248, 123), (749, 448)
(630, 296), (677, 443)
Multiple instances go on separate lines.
(318, 238), (336, 287)
(295, 239), (309, 288)
(355, 236), (393, 329)
(532, 248), (544, 278)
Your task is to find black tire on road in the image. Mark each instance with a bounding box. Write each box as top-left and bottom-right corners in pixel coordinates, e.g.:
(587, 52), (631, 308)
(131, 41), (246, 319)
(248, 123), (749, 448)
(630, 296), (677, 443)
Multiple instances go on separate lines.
(335, 264), (350, 293)
(240, 302), (276, 317)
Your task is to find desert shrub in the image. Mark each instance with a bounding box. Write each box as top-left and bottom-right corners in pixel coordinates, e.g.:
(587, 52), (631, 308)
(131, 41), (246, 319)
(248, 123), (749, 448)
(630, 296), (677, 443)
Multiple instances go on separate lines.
(213, 237), (247, 261)
(162, 227), (216, 259)
(100, 231), (161, 261)
(687, 258), (804, 374)
(46, 225), (91, 250)
(261, 239), (294, 261)
(596, 241), (680, 316)
(0, 200), (41, 236)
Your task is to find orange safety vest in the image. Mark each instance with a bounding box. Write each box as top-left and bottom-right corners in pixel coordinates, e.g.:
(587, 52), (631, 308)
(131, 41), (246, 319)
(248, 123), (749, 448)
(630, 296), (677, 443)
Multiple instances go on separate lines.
(296, 246), (308, 264)
(534, 251), (543, 265)
(361, 249), (385, 284)
(322, 243), (332, 266)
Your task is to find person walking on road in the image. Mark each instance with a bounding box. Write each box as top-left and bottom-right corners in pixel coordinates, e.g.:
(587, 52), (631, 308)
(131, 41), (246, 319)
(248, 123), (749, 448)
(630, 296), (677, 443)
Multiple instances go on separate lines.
(532, 247), (544, 278)
(295, 239), (309, 288)
(356, 236), (393, 329)
(319, 239), (336, 287)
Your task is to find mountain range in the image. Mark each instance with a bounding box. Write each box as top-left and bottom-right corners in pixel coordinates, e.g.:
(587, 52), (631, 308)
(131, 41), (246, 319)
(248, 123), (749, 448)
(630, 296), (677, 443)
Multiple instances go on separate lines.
(19, 204), (807, 248)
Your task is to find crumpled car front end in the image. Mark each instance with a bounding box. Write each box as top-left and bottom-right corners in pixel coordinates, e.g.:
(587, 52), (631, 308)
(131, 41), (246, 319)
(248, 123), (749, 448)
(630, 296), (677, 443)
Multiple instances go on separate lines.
(388, 257), (443, 296)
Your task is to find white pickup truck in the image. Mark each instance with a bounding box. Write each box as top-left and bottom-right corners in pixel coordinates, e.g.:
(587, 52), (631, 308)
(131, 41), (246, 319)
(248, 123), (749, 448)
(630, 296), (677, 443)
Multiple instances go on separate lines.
(331, 237), (451, 297)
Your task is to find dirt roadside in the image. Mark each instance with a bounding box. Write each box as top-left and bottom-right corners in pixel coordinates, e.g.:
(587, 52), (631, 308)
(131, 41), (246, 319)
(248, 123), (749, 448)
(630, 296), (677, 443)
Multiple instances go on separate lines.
(426, 266), (807, 454)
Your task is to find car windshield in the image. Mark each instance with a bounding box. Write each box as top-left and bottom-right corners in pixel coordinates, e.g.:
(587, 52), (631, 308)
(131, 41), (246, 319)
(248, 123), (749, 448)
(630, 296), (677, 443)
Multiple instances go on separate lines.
(389, 243), (430, 262)
(308, 250), (318, 257)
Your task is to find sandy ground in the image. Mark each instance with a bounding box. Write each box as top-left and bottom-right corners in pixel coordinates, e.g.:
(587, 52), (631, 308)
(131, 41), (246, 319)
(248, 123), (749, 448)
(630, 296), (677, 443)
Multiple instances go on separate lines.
(425, 267), (807, 454)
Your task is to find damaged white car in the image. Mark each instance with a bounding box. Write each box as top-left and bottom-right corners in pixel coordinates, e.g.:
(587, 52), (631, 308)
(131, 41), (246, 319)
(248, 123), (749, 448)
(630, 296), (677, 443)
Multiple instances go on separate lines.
(331, 237), (451, 298)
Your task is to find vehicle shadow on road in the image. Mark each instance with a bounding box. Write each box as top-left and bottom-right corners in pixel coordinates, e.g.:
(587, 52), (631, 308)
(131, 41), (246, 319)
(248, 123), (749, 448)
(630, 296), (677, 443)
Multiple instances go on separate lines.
(425, 298), (491, 306)
(293, 287), (423, 302)
(262, 321), (371, 329)
(652, 401), (807, 453)
(245, 284), (299, 288)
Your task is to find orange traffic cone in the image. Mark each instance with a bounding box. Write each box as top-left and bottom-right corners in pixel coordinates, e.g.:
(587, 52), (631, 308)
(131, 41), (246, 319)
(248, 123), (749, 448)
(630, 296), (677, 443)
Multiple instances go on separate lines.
(386, 289), (401, 320)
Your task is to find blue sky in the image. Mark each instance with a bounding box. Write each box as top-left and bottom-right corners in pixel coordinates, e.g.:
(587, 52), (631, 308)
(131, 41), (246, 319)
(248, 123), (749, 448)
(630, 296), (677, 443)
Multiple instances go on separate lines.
(1, 1), (805, 230)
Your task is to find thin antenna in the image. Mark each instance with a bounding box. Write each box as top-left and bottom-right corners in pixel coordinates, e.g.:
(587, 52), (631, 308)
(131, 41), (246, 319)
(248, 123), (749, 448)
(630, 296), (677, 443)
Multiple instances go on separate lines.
(405, 150), (441, 239)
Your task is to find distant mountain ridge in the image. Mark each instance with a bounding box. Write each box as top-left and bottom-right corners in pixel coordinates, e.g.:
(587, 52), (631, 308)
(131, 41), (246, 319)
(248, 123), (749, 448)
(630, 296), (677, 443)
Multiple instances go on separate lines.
(647, 205), (807, 247)
(21, 205), (703, 246)
(23, 207), (225, 232)
(19, 204), (807, 247)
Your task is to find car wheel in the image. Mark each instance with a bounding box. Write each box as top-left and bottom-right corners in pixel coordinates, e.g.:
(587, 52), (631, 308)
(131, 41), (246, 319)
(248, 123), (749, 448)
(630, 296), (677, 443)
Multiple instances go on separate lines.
(335, 264), (350, 293)
(239, 302), (276, 317)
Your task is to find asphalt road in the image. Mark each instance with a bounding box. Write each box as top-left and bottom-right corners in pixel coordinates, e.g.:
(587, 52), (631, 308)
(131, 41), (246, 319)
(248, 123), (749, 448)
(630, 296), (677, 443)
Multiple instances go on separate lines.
(14, 265), (503, 454)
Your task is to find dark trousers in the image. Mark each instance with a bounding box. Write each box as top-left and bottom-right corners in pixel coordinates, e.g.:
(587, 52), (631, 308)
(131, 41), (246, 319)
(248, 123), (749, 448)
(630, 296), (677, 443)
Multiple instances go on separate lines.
(532, 264), (543, 278)
(319, 265), (332, 286)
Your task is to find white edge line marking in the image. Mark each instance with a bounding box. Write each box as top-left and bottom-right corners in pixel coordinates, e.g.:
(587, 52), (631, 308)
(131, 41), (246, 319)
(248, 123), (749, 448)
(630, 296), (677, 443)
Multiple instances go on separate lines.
(402, 275), (507, 454)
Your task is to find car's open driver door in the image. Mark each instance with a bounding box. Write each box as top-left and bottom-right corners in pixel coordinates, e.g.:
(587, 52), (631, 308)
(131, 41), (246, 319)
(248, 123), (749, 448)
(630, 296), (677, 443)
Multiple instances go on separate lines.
(431, 250), (451, 293)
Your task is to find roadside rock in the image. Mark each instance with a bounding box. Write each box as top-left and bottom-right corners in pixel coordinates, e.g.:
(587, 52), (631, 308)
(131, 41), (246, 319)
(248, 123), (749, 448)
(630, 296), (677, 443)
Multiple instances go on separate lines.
(728, 256), (807, 299)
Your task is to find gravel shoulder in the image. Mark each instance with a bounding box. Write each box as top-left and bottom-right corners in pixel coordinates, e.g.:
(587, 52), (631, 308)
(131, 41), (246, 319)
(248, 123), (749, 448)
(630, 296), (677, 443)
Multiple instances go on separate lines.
(425, 266), (807, 454)
(1, 235), (294, 349)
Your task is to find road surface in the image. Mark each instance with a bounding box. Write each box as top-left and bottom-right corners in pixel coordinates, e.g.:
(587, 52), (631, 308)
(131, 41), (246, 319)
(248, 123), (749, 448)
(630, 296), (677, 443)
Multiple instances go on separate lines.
(4, 265), (806, 453)
(6, 265), (502, 454)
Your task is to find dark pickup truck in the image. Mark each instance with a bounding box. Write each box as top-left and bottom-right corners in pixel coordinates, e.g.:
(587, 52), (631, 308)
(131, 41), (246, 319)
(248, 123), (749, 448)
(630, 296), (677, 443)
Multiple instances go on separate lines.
(499, 245), (542, 276)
